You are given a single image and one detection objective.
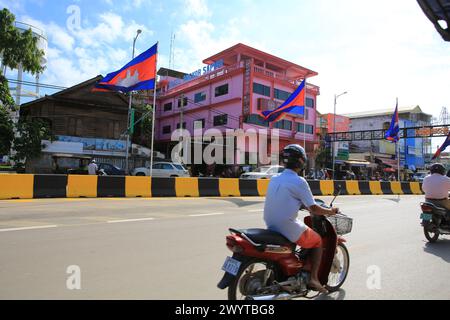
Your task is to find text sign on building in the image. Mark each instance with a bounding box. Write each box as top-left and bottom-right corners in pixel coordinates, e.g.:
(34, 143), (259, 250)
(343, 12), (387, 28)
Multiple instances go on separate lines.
(242, 59), (252, 116)
(168, 60), (224, 89)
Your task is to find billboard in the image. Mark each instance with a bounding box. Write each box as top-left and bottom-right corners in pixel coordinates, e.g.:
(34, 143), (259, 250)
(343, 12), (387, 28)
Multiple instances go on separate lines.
(327, 114), (350, 133)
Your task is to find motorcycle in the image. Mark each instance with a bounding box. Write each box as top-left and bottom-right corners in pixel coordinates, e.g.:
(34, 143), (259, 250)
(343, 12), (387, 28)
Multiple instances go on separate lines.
(217, 189), (352, 300)
(420, 202), (450, 243)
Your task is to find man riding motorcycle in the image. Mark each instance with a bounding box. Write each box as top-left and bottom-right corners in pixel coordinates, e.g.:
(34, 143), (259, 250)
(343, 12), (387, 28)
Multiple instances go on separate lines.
(263, 144), (338, 294)
(422, 163), (450, 211)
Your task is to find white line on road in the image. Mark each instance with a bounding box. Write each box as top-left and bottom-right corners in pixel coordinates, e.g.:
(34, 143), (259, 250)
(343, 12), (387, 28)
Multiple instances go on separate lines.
(189, 213), (225, 217)
(248, 209), (264, 212)
(0, 225), (58, 233)
(107, 218), (155, 224)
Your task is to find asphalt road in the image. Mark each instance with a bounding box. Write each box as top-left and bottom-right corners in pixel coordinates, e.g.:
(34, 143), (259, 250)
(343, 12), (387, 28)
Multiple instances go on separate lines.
(0, 195), (449, 300)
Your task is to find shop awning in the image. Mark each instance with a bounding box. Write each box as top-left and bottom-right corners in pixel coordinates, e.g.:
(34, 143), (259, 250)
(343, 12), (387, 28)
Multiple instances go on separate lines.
(345, 160), (371, 167)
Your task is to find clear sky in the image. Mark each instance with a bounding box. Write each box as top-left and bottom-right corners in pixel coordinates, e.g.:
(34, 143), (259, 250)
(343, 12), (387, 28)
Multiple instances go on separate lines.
(2, 0), (449, 147)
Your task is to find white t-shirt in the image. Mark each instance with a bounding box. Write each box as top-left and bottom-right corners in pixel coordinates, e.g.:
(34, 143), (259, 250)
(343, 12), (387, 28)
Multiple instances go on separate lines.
(422, 174), (450, 199)
(88, 163), (98, 175)
(264, 169), (316, 242)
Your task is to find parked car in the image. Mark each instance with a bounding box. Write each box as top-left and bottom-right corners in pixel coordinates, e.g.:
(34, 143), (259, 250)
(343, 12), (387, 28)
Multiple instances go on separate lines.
(240, 165), (285, 179)
(132, 162), (190, 177)
(413, 172), (428, 183)
(98, 163), (126, 176)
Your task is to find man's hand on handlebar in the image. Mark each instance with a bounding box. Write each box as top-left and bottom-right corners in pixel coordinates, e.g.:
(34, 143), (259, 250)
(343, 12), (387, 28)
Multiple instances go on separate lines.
(330, 207), (339, 216)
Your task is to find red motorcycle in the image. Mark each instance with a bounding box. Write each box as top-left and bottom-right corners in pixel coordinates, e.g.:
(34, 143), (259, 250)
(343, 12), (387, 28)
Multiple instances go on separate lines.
(217, 195), (352, 300)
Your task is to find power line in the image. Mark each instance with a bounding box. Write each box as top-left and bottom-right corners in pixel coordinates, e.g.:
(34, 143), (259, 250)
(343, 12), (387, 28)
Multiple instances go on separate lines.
(7, 78), (67, 91)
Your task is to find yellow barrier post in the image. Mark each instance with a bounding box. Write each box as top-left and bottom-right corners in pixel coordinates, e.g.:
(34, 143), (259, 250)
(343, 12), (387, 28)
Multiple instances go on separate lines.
(320, 180), (334, 196)
(67, 175), (97, 198)
(257, 179), (270, 197)
(369, 181), (383, 195)
(390, 182), (404, 195)
(175, 178), (199, 197)
(125, 176), (152, 198)
(0, 174), (34, 200)
(346, 181), (361, 195)
(410, 182), (423, 195)
(219, 178), (241, 197)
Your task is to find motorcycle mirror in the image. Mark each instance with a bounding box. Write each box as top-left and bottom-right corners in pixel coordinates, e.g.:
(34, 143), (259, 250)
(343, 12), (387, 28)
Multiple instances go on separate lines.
(330, 185), (342, 207)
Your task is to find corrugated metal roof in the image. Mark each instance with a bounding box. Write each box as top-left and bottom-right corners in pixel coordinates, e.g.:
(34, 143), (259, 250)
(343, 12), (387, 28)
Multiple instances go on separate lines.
(343, 106), (432, 119)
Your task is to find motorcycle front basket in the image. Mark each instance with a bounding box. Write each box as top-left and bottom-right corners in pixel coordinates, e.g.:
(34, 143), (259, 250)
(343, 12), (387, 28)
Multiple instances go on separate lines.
(327, 214), (353, 235)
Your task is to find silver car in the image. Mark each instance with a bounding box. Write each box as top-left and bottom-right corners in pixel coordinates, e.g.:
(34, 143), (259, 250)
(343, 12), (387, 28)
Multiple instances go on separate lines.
(240, 165), (285, 180)
(132, 162), (190, 177)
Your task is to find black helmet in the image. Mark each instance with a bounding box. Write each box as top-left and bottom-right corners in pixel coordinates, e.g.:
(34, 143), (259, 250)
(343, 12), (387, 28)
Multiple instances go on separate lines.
(281, 144), (307, 169)
(430, 163), (446, 175)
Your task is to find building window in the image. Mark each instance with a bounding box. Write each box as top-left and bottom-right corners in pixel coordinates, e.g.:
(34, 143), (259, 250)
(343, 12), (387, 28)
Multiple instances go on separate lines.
(296, 123), (314, 134)
(253, 83), (271, 97)
(194, 119), (205, 129)
(164, 102), (173, 112)
(306, 98), (315, 108)
(68, 118), (83, 136)
(194, 92), (206, 103)
(213, 114), (228, 126)
(244, 114), (269, 127)
(176, 122), (187, 129)
(215, 84), (229, 97)
(162, 125), (171, 134)
(274, 120), (292, 130)
(274, 88), (291, 101)
(177, 97), (188, 108)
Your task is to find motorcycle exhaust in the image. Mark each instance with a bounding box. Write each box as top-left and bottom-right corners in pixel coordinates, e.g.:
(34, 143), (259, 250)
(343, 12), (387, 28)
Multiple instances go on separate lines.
(246, 293), (293, 301)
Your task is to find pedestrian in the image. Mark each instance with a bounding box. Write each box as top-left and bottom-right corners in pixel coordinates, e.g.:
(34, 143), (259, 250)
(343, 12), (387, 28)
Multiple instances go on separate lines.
(88, 159), (98, 175)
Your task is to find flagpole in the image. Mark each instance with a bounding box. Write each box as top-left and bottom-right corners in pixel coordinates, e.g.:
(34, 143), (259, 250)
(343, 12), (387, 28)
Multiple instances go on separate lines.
(397, 98), (400, 183)
(150, 42), (159, 178)
(303, 78), (307, 164)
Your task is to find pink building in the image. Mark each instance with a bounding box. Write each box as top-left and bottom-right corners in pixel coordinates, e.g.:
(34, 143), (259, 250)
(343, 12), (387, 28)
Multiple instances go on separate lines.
(155, 43), (320, 167)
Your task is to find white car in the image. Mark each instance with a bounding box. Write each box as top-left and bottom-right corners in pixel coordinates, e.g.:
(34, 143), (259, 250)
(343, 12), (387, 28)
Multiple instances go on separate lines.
(240, 165), (285, 180)
(132, 162), (190, 177)
(413, 172), (428, 183)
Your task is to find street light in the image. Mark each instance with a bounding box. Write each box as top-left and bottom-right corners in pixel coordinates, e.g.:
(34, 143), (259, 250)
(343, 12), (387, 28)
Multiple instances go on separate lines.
(332, 91), (348, 180)
(125, 29), (142, 174)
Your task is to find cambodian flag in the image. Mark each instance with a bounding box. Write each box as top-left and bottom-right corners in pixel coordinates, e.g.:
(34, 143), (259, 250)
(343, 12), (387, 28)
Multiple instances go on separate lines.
(95, 43), (158, 93)
(385, 100), (400, 143)
(260, 79), (306, 122)
(432, 132), (450, 160)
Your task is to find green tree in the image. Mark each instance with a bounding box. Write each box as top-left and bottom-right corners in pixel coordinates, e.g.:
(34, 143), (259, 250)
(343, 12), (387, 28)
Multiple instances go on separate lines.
(0, 8), (45, 75)
(12, 118), (52, 167)
(0, 8), (45, 162)
(315, 145), (330, 169)
(0, 76), (14, 155)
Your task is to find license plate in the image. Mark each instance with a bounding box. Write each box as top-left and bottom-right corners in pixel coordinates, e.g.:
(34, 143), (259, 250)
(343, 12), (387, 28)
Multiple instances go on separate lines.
(421, 213), (432, 221)
(221, 257), (241, 276)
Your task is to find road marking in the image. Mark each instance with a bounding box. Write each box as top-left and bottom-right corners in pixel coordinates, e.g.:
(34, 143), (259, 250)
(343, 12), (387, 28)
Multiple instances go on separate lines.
(0, 225), (58, 232)
(248, 209), (264, 212)
(107, 218), (155, 224)
(189, 213), (225, 217)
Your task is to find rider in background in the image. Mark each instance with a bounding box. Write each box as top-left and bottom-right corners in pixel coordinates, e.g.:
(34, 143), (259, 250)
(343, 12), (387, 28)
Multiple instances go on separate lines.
(423, 163), (450, 210)
(264, 144), (338, 294)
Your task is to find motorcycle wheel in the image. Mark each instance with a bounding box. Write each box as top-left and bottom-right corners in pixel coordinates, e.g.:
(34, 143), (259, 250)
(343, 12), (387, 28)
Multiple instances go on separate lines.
(228, 260), (276, 300)
(423, 224), (439, 243)
(326, 243), (350, 292)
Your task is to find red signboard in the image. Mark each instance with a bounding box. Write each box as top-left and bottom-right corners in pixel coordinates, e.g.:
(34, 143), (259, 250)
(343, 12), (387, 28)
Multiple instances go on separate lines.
(327, 114), (350, 133)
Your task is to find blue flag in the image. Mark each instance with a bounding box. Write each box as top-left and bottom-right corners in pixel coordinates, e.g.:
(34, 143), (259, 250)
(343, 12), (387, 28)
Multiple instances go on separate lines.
(94, 43), (158, 93)
(432, 132), (450, 160)
(260, 80), (306, 122)
(385, 100), (400, 143)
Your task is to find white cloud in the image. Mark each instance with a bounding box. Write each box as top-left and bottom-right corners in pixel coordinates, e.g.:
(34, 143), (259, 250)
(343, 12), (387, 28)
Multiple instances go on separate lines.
(183, 0), (211, 17)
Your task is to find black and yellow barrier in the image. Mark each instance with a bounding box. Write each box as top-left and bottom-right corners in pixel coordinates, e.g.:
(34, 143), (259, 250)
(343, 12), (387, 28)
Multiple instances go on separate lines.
(0, 174), (425, 200)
